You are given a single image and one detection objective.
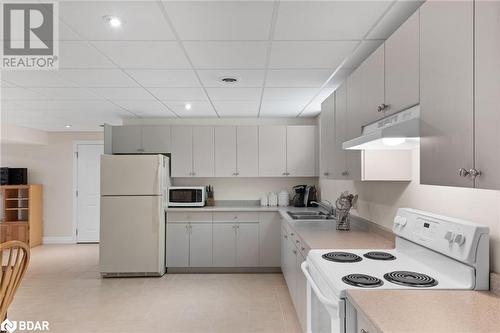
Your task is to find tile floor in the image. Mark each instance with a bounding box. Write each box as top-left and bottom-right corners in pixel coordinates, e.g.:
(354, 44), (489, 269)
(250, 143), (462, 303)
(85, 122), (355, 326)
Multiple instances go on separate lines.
(10, 245), (302, 333)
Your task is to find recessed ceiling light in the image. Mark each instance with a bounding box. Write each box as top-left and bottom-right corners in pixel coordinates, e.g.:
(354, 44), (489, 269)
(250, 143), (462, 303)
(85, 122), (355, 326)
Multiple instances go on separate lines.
(103, 15), (122, 28)
(185, 103), (192, 110)
(65, 125), (72, 128)
(219, 76), (238, 84)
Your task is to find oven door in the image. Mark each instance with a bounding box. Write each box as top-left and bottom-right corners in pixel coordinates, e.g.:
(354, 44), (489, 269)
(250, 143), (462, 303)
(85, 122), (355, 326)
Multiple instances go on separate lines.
(301, 262), (345, 333)
(168, 187), (205, 206)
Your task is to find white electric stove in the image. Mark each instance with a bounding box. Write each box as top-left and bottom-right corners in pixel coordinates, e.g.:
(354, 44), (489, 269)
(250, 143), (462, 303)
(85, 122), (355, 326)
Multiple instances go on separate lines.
(301, 208), (489, 333)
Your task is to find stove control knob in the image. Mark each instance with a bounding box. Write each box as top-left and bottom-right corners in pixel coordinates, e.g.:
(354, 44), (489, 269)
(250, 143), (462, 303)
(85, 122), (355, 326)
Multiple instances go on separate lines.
(453, 233), (466, 246)
(444, 231), (455, 243)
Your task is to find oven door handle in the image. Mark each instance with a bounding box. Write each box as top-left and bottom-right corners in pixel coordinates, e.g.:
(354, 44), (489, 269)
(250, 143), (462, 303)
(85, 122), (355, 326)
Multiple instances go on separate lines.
(301, 261), (340, 309)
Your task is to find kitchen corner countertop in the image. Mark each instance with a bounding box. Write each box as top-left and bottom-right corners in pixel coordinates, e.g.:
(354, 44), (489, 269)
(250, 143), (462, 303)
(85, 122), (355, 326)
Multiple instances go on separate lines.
(347, 290), (500, 333)
(167, 205), (395, 250)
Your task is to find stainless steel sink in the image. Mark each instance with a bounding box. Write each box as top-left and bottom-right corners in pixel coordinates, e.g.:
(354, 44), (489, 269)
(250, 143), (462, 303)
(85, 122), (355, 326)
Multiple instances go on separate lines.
(287, 211), (335, 220)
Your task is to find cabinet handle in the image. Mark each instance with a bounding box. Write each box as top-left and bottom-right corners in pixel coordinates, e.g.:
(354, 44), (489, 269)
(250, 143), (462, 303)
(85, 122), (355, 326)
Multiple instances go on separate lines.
(341, 170), (349, 176)
(323, 172), (329, 176)
(292, 249), (297, 254)
(458, 168), (470, 177)
(192, 172), (196, 176)
(282, 172), (287, 176)
(301, 247), (305, 251)
(137, 148), (144, 152)
(290, 232), (294, 236)
(284, 235), (288, 239)
(469, 168), (481, 179)
(377, 103), (388, 112)
(360, 329), (369, 333)
(296, 240), (300, 244)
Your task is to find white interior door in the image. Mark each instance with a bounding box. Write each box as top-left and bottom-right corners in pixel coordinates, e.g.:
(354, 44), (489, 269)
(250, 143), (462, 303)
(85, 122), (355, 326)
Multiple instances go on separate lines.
(76, 143), (103, 243)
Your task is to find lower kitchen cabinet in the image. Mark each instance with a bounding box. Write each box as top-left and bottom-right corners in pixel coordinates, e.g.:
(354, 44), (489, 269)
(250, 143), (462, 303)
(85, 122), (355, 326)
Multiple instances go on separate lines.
(259, 212), (281, 267)
(189, 223), (212, 267)
(213, 224), (237, 267)
(213, 222), (259, 267)
(295, 251), (307, 333)
(166, 223), (189, 267)
(236, 223), (259, 267)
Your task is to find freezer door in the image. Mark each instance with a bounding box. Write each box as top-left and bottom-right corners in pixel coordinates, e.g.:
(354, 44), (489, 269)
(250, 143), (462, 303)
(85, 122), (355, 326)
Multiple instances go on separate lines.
(101, 154), (165, 196)
(100, 196), (165, 275)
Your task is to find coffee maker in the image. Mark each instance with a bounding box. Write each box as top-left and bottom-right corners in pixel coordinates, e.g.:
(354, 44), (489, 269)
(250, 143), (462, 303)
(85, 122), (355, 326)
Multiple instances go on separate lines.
(292, 185), (317, 207)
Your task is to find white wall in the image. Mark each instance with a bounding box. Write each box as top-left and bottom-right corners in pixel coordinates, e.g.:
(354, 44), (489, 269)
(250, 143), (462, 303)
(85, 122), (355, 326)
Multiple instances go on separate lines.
(1, 132), (103, 241)
(319, 148), (500, 273)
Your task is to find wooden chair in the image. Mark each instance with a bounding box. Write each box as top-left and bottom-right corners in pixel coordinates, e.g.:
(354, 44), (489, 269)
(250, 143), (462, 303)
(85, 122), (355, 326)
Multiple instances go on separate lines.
(0, 241), (30, 321)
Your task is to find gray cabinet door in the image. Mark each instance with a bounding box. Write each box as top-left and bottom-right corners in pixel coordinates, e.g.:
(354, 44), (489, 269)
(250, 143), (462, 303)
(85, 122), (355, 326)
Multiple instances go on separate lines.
(141, 126), (171, 153)
(166, 223), (189, 267)
(320, 93), (335, 178)
(420, 0), (474, 187)
(171, 126), (193, 177)
(286, 126), (317, 177)
(214, 126), (237, 177)
(259, 126), (287, 176)
(474, 1), (500, 190)
(111, 126), (142, 153)
(259, 212), (281, 267)
(189, 223), (212, 267)
(331, 85), (347, 179)
(236, 223), (259, 267)
(385, 9), (420, 115)
(343, 80), (362, 181)
(193, 126), (215, 177)
(212, 223), (236, 267)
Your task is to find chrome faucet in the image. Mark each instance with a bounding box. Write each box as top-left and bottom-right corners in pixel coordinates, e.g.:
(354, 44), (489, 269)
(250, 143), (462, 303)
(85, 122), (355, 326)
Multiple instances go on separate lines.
(311, 200), (336, 216)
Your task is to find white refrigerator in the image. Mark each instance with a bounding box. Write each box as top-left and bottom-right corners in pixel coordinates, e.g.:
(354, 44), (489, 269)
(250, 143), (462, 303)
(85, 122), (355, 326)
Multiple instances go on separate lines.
(99, 154), (169, 277)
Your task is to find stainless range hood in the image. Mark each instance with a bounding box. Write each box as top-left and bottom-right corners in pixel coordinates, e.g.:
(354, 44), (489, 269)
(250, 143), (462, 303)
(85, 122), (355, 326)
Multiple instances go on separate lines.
(342, 105), (420, 150)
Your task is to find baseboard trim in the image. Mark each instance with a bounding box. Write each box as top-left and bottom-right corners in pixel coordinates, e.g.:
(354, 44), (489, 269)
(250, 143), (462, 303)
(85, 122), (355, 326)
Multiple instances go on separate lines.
(42, 236), (76, 244)
(167, 267), (282, 273)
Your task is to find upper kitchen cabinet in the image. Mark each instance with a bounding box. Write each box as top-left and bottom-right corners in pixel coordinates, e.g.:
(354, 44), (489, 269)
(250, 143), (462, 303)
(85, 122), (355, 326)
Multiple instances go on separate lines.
(287, 126), (317, 177)
(259, 126), (287, 177)
(320, 94), (335, 178)
(420, 0), (474, 188)
(192, 127), (215, 177)
(346, 44), (385, 140)
(171, 126), (193, 177)
(474, 0), (500, 190)
(172, 126), (214, 177)
(108, 125), (171, 154)
(384, 9), (420, 115)
(215, 126), (259, 177)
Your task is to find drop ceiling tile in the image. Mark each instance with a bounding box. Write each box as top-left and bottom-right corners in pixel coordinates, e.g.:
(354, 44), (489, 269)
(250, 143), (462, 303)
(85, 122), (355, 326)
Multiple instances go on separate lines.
(367, 1), (423, 39)
(148, 88), (207, 101)
(206, 88), (261, 101)
(30, 87), (103, 100)
(164, 101), (216, 117)
(197, 70), (265, 87)
(263, 88), (319, 101)
(60, 1), (175, 41)
(343, 40), (383, 69)
(91, 87), (153, 100)
(1, 71), (78, 87)
(93, 41), (190, 69)
(164, 1), (273, 40)
(260, 100), (308, 117)
(1, 87), (49, 100)
(58, 69), (139, 87)
(184, 42), (268, 69)
(266, 69), (332, 88)
(213, 101), (260, 117)
(112, 100), (176, 117)
(125, 70), (201, 87)
(274, 1), (392, 40)
(13, 99), (123, 111)
(269, 41), (358, 69)
(59, 41), (115, 68)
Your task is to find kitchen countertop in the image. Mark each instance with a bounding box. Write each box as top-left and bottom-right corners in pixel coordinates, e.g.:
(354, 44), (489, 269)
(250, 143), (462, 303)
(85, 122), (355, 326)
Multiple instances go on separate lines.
(167, 205), (395, 250)
(347, 289), (500, 333)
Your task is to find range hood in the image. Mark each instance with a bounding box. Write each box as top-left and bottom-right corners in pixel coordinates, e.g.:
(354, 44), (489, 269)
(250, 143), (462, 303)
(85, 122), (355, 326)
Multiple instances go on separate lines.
(342, 105), (420, 150)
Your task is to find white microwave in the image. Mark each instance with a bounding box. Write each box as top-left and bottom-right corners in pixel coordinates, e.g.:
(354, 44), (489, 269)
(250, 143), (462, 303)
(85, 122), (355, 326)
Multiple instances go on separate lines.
(168, 186), (205, 207)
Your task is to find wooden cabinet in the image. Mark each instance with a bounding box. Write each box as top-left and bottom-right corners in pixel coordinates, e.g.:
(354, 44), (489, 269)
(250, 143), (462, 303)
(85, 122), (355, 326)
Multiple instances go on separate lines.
(320, 93), (335, 178)
(1, 185), (42, 247)
(215, 126), (237, 177)
(385, 10), (420, 115)
(259, 126), (287, 176)
(287, 126), (317, 177)
(420, 0), (474, 188)
(166, 223), (189, 267)
(212, 223), (237, 267)
(237, 126), (259, 177)
(189, 223), (212, 267)
(236, 223), (259, 267)
(111, 126), (170, 153)
(259, 212), (281, 267)
(474, 0), (500, 190)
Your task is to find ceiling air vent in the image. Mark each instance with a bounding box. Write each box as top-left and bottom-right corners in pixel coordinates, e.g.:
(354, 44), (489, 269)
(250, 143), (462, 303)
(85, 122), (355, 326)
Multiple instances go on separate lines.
(219, 77), (238, 84)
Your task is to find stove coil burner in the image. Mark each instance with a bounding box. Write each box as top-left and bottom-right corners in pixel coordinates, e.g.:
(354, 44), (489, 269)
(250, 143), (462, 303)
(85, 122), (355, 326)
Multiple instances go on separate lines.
(384, 271), (438, 287)
(363, 251), (396, 261)
(322, 252), (362, 263)
(342, 274), (384, 288)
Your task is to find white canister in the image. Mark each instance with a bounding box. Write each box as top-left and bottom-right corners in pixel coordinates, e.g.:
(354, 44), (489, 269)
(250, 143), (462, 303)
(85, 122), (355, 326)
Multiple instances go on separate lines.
(278, 190), (289, 207)
(268, 192), (278, 207)
(260, 195), (268, 207)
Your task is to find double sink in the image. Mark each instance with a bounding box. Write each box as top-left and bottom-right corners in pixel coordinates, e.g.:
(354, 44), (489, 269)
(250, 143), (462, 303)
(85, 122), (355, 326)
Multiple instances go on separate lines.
(287, 211), (335, 220)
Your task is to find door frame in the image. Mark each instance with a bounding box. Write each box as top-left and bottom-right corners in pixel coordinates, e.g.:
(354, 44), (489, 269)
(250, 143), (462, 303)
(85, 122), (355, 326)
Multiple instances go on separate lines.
(72, 140), (104, 243)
